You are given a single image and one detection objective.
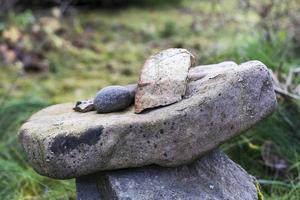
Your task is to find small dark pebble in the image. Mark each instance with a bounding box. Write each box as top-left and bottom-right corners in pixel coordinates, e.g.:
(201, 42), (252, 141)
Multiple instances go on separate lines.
(73, 99), (95, 113)
(94, 85), (134, 113)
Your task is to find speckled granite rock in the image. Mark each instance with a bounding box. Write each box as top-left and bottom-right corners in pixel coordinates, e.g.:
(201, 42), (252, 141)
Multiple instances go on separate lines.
(94, 85), (134, 113)
(135, 48), (195, 113)
(19, 60), (277, 179)
(76, 150), (258, 200)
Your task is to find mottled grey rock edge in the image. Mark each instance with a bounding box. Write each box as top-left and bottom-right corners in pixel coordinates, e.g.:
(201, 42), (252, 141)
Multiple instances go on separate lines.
(76, 150), (258, 200)
(76, 175), (102, 200)
(19, 60), (277, 179)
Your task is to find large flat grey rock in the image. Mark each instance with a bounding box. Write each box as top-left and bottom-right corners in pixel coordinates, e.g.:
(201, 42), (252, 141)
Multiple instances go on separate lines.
(135, 48), (194, 113)
(77, 150), (258, 200)
(19, 60), (277, 179)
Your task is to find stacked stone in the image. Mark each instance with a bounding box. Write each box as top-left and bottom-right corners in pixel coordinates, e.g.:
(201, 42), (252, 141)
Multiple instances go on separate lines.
(19, 49), (277, 200)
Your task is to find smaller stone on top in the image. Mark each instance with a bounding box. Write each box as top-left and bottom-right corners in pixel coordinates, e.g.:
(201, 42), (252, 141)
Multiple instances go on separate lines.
(135, 48), (195, 113)
(94, 85), (135, 113)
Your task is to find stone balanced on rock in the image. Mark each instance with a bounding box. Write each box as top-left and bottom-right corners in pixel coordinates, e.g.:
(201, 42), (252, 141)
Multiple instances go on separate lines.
(94, 85), (136, 113)
(135, 48), (195, 113)
(73, 84), (137, 113)
(19, 48), (277, 200)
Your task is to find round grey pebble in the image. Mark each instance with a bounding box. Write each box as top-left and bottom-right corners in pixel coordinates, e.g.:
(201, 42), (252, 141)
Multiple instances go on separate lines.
(94, 85), (134, 113)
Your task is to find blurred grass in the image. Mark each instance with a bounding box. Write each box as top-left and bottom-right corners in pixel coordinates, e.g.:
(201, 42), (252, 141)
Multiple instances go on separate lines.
(0, 0), (299, 199)
(0, 99), (75, 200)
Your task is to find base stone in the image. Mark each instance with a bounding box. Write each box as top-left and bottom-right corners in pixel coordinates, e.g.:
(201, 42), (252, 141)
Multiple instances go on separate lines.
(76, 150), (258, 200)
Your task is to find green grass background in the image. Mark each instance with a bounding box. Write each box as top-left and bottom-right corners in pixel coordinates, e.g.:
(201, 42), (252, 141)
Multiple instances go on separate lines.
(0, 0), (299, 199)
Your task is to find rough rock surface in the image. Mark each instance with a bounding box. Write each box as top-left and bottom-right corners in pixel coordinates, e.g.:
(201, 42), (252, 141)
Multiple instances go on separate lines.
(135, 48), (195, 113)
(94, 85), (134, 113)
(76, 150), (258, 200)
(187, 61), (238, 81)
(19, 60), (277, 179)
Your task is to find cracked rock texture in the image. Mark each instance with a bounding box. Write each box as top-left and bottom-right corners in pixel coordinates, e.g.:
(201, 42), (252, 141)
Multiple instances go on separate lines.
(19, 60), (277, 179)
(135, 48), (195, 113)
(76, 150), (258, 200)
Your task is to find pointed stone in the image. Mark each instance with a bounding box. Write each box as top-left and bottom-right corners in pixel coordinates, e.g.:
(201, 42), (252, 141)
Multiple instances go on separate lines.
(135, 48), (195, 113)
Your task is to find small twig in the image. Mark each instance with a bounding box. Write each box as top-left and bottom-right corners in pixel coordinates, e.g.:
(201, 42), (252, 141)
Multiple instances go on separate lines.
(285, 68), (294, 91)
(293, 68), (300, 74)
(285, 67), (300, 91)
(269, 69), (281, 88)
(269, 68), (300, 101)
(274, 86), (300, 101)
